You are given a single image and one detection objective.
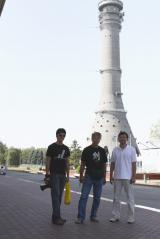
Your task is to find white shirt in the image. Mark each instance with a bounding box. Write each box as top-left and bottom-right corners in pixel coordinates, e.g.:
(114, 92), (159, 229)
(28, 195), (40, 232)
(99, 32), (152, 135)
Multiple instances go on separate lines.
(111, 145), (137, 180)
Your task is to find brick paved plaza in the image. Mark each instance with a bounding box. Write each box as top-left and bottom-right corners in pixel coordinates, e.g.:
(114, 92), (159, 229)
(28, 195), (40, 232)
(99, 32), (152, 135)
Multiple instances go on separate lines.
(0, 174), (160, 239)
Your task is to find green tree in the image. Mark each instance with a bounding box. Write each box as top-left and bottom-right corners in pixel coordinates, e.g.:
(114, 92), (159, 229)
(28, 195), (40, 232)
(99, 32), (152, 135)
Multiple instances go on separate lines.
(29, 149), (46, 165)
(38, 148), (46, 166)
(20, 147), (35, 164)
(31, 150), (40, 165)
(150, 120), (160, 140)
(7, 148), (21, 166)
(70, 140), (82, 168)
(20, 147), (46, 165)
(0, 141), (7, 165)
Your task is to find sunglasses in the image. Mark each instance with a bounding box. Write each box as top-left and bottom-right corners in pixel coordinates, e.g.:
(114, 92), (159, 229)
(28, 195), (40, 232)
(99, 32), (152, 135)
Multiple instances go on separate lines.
(58, 134), (66, 138)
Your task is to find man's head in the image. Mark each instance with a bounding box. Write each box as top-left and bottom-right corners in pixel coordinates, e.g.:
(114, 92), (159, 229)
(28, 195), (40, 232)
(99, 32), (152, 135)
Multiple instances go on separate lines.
(91, 132), (102, 146)
(118, 131), (129, 146)
(56, 128), (66, 143)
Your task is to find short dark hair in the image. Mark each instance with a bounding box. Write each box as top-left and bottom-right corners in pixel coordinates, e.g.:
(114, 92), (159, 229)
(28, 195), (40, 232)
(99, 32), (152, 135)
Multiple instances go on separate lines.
(56, 128), (66, 136)
(118, 131), (129, 139)
(92, 132), (101, 138)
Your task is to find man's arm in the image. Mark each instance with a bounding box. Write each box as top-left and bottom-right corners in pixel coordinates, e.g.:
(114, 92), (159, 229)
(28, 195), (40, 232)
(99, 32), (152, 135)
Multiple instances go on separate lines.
(103, 149), (108, 184)
(131, 162), (137, 184)
(110, 162), (115, 184)
(103, 163), (107, 184)
(79, 161), (85, 183)
(46, 156), (51, 176)
(131, 148), (137, 184)
(66, 157), (70, 182)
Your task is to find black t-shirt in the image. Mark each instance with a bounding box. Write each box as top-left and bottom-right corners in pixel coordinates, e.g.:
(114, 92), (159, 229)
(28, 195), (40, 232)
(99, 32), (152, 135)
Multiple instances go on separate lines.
(46, 143), (70, 175)
(81, 145), (107, 180)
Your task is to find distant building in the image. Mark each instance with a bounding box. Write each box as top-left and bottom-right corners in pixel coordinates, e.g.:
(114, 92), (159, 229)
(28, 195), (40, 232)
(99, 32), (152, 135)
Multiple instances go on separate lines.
(138, 140), (160, 172)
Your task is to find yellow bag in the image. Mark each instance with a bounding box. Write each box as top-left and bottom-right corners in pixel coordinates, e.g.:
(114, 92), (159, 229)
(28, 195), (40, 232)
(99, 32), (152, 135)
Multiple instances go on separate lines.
(64, 182), (71, 205)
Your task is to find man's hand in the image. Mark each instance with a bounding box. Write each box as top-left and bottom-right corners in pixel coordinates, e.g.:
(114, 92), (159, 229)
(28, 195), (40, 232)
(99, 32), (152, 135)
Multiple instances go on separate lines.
(103, 178), (107, 185)
(45, 174), (50, 179)
(103, 173), (107, 185)
(130, 177), (136, 184)
(46, 156), (51, 177)
(79, 175), (84, 184)
(44, 174), (50, 184)
(66, 176), (69, 182)
(110, 176), (114, 184)
(131, 162), (136, 184)
(110, 162), (115, 185)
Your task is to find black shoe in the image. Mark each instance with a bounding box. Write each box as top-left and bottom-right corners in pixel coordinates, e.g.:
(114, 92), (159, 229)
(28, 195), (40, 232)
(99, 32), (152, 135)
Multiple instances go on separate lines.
(52, 218), (64, 226)
(60, 217), (67, 223)
(75, 218), (84, 224)
(90, 217), (99, 223)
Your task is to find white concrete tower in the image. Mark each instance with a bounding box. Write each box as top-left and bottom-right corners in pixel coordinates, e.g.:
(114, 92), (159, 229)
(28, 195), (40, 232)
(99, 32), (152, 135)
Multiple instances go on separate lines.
(92, 0), (139, 155)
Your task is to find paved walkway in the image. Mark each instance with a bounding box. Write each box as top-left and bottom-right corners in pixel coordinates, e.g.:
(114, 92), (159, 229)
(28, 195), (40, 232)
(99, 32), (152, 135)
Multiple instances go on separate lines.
(0, 175), (160, 239)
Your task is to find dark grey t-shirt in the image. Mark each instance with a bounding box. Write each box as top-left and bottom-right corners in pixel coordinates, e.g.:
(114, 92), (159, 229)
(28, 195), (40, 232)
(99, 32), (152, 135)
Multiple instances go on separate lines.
(46, 143), (70, 175)
(81, 145), (107, 180)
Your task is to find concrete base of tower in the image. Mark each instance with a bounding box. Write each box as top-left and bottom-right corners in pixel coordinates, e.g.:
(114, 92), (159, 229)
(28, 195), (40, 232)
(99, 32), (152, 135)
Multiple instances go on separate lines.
(92, 111), (140, 156)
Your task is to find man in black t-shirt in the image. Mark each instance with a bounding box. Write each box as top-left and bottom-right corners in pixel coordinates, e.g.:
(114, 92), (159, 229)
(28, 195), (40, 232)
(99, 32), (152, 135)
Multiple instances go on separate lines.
(75, 132), (107, 224)
(46, 128), (70, 225)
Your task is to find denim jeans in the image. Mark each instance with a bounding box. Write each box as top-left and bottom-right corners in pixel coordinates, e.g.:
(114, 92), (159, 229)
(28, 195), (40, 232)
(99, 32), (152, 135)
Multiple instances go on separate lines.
(78, 175), (103, 220)
(51, 174), (66, 220)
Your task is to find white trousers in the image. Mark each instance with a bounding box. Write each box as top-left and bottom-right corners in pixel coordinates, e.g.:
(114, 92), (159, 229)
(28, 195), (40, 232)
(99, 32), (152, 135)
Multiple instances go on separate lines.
(112, 179), (135, 219)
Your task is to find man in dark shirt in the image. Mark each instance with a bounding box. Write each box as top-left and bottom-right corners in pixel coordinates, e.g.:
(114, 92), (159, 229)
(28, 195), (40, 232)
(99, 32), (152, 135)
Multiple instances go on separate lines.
(46, 128), (70, 225)
(75, 132), (107, 224)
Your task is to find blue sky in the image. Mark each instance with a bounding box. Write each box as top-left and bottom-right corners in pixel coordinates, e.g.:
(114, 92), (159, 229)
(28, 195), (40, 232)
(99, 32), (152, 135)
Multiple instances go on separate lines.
(0, 0), (160, 148)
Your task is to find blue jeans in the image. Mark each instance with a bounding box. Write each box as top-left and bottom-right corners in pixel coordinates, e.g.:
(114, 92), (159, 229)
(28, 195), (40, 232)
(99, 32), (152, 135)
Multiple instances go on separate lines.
(51, 174), (66, 220)
(78, 175), (103, 220)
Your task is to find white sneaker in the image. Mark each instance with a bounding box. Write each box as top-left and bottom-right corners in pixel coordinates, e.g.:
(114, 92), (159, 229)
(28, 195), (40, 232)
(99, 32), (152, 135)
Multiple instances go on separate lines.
(109, 217), (120, 223)
(127, 218), (135, 224)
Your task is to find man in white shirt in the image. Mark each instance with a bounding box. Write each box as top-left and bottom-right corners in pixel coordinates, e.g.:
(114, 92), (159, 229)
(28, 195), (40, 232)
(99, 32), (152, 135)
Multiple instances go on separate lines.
(110, 131), (137, 224)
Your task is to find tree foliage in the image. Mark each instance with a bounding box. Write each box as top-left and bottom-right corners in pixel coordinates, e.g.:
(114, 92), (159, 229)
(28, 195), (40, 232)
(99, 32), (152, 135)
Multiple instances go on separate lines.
(20, 148), (46, 165)
(7, 148), (21, 166)
(0, 141), (7, 165)
(0, 139), (83, 169)
(70, 140), (82, 168)
(0, 140), (46, 167)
